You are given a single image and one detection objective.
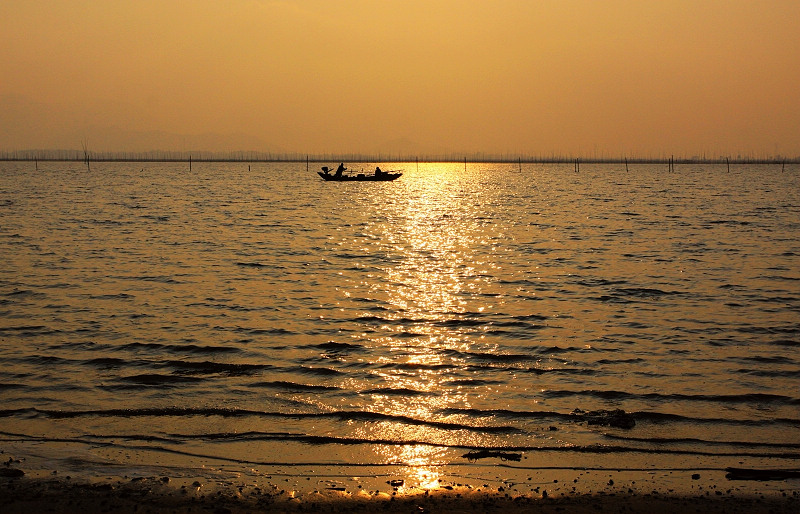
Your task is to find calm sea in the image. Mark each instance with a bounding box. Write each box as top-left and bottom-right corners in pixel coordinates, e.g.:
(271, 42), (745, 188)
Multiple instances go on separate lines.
(1, 161), (798, 486)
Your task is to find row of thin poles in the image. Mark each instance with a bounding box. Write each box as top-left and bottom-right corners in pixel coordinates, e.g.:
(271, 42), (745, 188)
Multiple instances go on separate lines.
(27, 155), (793, 174)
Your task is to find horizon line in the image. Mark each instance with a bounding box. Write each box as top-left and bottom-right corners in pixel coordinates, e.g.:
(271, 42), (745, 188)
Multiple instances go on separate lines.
(1, 150), (798, 165)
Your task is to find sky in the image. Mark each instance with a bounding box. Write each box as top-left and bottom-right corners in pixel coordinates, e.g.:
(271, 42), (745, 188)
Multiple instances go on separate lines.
(2, 0), (799, 158)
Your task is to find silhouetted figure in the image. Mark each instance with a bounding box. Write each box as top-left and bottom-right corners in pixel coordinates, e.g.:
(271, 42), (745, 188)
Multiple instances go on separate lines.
(374, 166), (382, 177)
(335, 163), (346, 177)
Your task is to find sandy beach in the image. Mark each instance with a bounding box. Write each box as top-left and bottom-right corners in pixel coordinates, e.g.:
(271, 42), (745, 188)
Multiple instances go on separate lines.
(2, 474), (798, 514)
(2, 449), (798, 514)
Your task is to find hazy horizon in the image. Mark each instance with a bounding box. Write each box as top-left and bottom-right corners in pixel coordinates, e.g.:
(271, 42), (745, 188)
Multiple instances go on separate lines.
(2, 1), (799, 157)
(2, 148), (798, 163)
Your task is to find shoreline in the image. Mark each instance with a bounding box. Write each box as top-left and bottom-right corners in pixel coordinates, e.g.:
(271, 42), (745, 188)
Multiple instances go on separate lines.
(2, 449), (798, 514)
(2, 474), (798, 514)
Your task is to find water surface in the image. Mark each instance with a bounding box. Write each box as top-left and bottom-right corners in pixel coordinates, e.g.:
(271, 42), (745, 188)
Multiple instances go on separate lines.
(1, 161), (798, 487)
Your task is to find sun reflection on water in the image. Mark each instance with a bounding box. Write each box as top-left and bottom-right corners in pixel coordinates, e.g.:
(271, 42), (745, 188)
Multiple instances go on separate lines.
(379, 165), (499, 321)
(378, 444), (447, 490)
(361, 164), (498, 485)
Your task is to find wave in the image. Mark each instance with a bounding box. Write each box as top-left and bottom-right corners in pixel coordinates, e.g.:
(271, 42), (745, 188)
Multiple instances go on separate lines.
(0, 325), (61, 337)
(2, 289), (46, 298)
(126, 275), (183, 284)
(540, 389), (800, 406)
(524, 367), (596, 376)
(612, 287), (686, 298)
(736, 325), (800, 335)
(109, 374), (206, 386)
(441, 348), (535, 363)
(351, 313), (548, 332)
(235, 262), (270, 268)
(437, 407), (800, 427)
(0, 407), (521, 434)
(439, 407), (569, 421)
(767, 338), (799, 347)
(2, 429), (796, 461)
(83, 357), (129, 368)
(377, 362), (456, 371)
(162, 360), (272, 375)
(235, 327), (296, 336)
(313, 341), (365, 352)
(0, 383), (27, 391)
(359, 387), (433, 396)
(603, 433), (800, 449)
(86, 293), (136, 300)
(444, 378), (504, 386)
(119, 341), (242, 354)
(533, 345), (599, 355)
(596, 358), (645, 364)
(440, 407), (635, 428)
(593, 287), (687, 303)
(736, 368), (800, 378)
(289, 365), (346, 376)
(247, 380), (342, 392)
(574, 278), (629, 287)
(185, 300), (275, 312)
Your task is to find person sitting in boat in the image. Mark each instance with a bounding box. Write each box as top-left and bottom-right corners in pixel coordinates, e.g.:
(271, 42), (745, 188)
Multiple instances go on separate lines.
(374, 166), (383, 177)
(334, 163), (347, 177)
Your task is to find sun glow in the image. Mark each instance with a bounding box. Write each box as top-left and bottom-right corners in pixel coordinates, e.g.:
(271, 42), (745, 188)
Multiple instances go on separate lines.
(379, 444), (447, 491)
(381, 165), (484, 319)
(356, 165), (496, 481)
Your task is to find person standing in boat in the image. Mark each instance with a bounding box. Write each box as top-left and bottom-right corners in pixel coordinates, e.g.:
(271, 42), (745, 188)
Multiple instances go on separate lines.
(334, 163), (347, 177)
(374, 166), (383, 177)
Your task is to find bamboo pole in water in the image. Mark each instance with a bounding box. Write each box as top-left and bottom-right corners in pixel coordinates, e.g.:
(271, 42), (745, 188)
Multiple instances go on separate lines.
(82, 140), (90, 171)
(727, 157), (730, 173)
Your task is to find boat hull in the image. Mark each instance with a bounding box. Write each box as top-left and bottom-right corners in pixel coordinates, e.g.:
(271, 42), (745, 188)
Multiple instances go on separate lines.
(318, 172), (402, 182)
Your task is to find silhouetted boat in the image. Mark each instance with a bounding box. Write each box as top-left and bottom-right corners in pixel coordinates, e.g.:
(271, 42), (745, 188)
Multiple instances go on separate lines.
(317, 166), (402, 182)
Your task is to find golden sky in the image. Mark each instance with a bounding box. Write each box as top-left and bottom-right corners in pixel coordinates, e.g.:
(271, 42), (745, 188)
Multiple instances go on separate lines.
(2, 0), (798, 157)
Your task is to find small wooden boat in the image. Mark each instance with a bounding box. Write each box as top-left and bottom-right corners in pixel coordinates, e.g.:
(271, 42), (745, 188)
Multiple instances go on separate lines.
(318, 171), (402, 182)
(318, 166), (402, 182)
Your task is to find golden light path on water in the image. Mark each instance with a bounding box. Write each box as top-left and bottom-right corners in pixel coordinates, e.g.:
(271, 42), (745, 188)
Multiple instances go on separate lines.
(359, 164), (504, 488)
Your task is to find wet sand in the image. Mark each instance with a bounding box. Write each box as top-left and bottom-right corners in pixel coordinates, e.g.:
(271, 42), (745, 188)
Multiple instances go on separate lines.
(2, 466), (798, 514)
(3, 432), (799, 513)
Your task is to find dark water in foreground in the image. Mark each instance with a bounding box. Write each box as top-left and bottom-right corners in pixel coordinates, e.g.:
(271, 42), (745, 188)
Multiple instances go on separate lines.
(1, 161), (798, 487)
